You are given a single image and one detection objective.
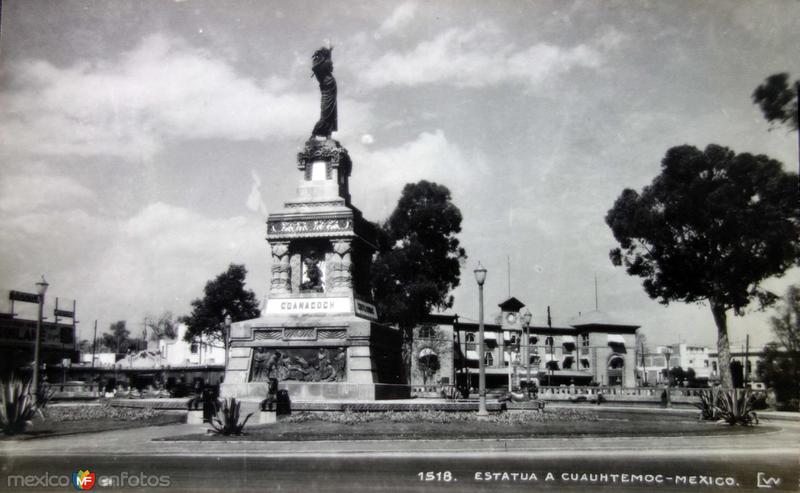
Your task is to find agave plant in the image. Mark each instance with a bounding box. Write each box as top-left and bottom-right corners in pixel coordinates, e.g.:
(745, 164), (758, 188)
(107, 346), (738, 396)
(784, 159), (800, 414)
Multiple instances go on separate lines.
(715, 389), (758, 426)
(694, 388), (720, 421)
(208, 398), (253, 436)
(1, 377), (44, 436)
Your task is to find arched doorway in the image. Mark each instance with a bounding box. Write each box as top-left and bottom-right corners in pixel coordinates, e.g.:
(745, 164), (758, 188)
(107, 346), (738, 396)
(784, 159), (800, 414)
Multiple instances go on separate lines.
(418, 348), (440, 385)
(607, 355), (625, 386)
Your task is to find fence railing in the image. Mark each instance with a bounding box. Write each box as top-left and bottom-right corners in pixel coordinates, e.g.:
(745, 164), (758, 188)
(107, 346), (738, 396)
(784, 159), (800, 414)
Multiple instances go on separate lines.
(410, 384), (712, 402)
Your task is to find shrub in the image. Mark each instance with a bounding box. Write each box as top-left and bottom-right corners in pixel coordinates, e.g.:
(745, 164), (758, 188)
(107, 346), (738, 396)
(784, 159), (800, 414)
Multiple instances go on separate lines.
(750, 392), (769, 410)
(695, 388), (720, 421)
(281, 408), (598, 425)
(208, 398), (253, 436)
(44, 403), (161, 422)
(716, 389), (759, 426)
(1, 377), (43, 436)
(776, 398), (799, 412)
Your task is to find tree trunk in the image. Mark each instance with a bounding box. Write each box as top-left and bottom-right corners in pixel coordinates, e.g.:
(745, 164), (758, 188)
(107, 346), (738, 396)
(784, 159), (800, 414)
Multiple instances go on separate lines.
(711, 302), (733, 389)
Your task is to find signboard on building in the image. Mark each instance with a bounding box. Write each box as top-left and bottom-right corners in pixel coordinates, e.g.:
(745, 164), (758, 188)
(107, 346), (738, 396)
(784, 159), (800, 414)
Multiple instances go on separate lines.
(354, 299), (378, 321)
(9, 291), (39, 304)
(265, 297), (352, 315)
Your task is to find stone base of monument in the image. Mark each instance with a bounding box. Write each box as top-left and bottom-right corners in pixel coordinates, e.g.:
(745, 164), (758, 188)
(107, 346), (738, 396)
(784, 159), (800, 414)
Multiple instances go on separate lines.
(256, 410), (277, 425)
(186, 410), (205, 425)
(221, 382), (411, 401)
(221, 312), (411, 402)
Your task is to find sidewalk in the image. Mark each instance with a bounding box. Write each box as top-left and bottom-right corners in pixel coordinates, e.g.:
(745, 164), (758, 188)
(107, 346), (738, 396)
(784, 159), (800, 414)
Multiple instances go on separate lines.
(2, 408), (798, 459)
(1, 420), (796, 458)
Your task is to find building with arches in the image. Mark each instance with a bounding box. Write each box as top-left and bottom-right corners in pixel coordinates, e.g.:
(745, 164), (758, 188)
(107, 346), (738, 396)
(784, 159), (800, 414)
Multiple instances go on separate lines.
(409, 298), (639, 390)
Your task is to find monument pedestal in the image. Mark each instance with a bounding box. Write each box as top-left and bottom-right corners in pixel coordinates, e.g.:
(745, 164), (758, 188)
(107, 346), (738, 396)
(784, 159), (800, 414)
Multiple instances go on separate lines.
(221, 138), (409, 401)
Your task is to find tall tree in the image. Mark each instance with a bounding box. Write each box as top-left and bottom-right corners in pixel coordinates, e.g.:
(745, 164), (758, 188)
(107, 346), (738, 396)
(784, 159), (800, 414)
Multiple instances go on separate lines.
(371, 181), (467, 376)
(181, 264), (261, 346)
(758, 285), (800, 410)
(100, 320), (137, 355)
(145, 311), (178, 342)
(752, 73), (798, 132)
(606, 144), (800, 388)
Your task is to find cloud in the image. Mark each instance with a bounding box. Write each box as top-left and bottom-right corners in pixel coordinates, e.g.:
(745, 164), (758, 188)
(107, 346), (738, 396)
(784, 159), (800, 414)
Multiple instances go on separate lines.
(349, 130), (486, 219)
(358, 22), (605, 89)
(0, 173), (267, 334)
(376, 2), (418, 37)
(360, 134), (375, 145)
(0, 173), (96, 213)
(0, 34), (370, 161)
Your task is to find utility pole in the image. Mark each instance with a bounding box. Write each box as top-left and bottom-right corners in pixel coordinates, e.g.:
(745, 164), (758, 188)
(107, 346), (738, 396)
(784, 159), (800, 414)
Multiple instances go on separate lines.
(91, 320), (98, 371)
(744, 334), (750, 388)
(507, 255), (511, 298)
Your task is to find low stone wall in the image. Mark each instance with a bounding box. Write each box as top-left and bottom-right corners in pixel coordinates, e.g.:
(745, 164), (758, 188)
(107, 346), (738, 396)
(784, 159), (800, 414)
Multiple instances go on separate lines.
(537, 386), (704, 404)
(109, 398), (189, 409)
(291, 401), (504, 412)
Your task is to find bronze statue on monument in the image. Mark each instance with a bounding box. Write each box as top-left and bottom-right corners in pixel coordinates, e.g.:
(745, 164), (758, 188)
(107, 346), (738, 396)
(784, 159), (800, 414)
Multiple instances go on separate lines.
(311, 44), (337, 138)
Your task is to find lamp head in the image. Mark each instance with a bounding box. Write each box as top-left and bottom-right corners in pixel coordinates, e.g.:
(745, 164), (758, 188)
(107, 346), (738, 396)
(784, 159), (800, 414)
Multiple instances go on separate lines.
(521, 308), (532, 326)
(473, 262), (487, 286)
(35, 275), (49, 296)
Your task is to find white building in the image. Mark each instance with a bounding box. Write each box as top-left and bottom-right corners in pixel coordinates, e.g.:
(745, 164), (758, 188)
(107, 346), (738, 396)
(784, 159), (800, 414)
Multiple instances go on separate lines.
(157, 323), (225, 367)
(79, 352), (116, 367)
(638, 343), (711, 385)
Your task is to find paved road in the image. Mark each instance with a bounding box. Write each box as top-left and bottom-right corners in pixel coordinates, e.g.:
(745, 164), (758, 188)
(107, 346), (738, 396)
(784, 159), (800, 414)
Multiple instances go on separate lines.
(1, 416), (798, 493)
(2, 452), (797, 492)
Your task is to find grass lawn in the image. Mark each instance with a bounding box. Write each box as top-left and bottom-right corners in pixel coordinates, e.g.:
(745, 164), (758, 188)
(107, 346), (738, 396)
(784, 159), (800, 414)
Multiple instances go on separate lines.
(1, 403), (184, 440)
(161, 408), (773, 442)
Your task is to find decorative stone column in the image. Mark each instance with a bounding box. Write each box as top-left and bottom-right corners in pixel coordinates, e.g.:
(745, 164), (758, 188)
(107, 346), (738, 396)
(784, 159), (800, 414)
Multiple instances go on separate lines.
(269, 241), (291, 294)
(329, 239), (353, 293)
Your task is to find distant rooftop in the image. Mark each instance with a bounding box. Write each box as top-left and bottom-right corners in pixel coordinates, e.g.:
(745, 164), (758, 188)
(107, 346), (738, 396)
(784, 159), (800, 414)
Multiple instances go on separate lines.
(567, 310), (639, 328)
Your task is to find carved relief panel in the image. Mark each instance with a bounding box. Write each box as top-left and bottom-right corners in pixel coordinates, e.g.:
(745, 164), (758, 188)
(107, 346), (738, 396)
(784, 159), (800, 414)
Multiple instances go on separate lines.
(249, 347), (347, 382)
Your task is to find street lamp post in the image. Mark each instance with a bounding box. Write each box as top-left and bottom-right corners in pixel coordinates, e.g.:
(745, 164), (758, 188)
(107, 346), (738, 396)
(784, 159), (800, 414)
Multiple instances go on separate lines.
(664, 349), (672, 408)
(32, 276), (49, 397)
(224, 313), (232, 371)
(522, 308), (532, 398)
(474, 263), (488, 418)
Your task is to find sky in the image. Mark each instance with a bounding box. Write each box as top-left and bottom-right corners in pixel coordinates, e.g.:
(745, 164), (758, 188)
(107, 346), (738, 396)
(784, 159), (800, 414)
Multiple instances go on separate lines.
(0, 0), (798, 352)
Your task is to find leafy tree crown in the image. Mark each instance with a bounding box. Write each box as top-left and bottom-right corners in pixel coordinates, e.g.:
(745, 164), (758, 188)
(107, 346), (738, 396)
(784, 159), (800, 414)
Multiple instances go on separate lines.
(606, 144), (799, 315)
(181, 264), (261, 343)
(371, 180), (467, 330)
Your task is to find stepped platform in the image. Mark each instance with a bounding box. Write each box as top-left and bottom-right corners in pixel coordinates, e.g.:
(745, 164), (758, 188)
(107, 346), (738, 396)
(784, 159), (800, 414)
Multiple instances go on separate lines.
(108, 397), (506, 412)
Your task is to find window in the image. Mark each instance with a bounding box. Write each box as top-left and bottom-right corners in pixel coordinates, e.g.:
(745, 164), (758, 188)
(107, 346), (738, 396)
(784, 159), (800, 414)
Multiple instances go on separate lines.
(704, 360), (709, 368)
(190, 342), (199, 354)
(529, 355), (540, 365)
(509, 335), (517, 345)
(484, 352), (494, 366)
(580, 358), (590, 369)
(581, 333), (590, 347)
(562, 356), (574, 369)
(545, 336), (554, 347)
(712, 361), (718, 371)
(419, 325), (436, 339)
(465, 333), (475, 343)
(529, 336), (538, 345)
(608, 356), (625, 369)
